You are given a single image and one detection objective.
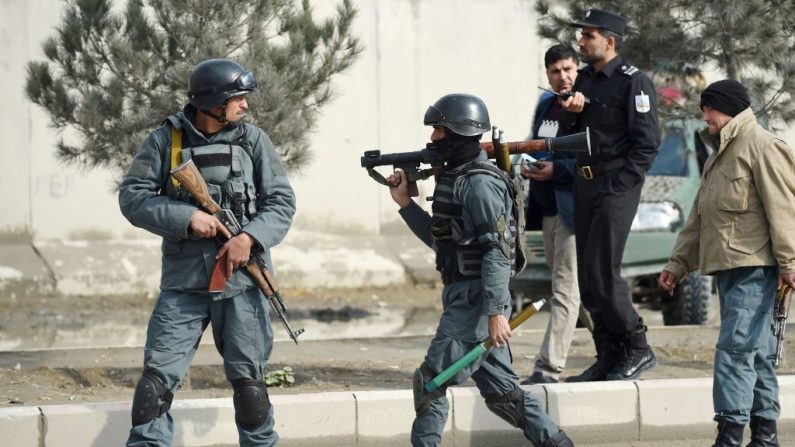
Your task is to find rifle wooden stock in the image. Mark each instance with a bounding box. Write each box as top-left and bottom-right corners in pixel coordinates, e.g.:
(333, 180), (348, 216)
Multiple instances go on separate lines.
(480, 140), (547, 158)
(171, 160), (222, 214)
(169, 159), (304, 343)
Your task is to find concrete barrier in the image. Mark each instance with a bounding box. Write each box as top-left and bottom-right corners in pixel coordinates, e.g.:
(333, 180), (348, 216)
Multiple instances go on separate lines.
(0, 405), (40, 446)
(637, 378), (714, 441)
(2, 376), (793, 446)
(544, 381), (638, 444)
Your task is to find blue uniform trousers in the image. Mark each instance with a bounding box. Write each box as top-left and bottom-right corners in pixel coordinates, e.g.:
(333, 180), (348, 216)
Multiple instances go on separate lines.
(713, 266), (780, 424)
(126, 288), (277, 447)
(411, 281), (559, 446)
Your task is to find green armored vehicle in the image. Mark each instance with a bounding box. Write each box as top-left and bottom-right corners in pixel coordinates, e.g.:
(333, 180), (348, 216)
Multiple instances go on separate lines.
(511, 118), (712, 325)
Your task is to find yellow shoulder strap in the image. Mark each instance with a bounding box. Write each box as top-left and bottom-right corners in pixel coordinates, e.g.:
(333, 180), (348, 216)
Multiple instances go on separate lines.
(170, 126), (182, 189)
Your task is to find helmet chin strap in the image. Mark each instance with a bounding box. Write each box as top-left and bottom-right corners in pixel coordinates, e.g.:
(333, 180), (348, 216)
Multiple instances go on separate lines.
(202, 108), (228, 124)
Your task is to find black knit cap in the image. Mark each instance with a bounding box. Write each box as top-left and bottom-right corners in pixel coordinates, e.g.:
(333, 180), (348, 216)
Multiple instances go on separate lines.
(700, 79), (751, 117)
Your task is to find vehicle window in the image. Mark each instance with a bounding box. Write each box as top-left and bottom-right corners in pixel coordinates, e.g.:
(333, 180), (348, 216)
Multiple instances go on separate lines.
(648, 126), (689, 176)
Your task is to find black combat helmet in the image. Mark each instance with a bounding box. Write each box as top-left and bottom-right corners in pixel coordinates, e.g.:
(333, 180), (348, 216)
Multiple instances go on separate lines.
(188, 59), (257, 110)
(423, 94), (490, 137)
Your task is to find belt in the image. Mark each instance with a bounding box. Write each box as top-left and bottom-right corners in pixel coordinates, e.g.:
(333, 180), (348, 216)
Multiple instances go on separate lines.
(576, 158), (625, 180)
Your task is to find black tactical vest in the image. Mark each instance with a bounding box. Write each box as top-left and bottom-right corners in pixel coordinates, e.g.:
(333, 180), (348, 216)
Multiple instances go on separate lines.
(430, 161), (526, 281)
(164, 116), (258, 226)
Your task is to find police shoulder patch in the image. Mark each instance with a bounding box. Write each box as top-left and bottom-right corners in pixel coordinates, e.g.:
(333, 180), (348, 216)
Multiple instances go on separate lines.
(620, 65), (639, 77)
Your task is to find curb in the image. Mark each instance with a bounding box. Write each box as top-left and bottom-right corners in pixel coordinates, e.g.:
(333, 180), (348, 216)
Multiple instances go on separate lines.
(3, 376), (794, 446)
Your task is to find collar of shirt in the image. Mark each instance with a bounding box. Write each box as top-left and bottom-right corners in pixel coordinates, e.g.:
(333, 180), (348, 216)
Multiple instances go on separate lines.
(583, 55), (624, 79)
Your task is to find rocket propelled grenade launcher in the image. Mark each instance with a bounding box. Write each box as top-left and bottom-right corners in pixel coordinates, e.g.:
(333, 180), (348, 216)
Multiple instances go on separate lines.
(360, 128), (590, 194)
(424, 299), (547, 392)
(170, 159), (305, 344)
(480, 127), (591, 159)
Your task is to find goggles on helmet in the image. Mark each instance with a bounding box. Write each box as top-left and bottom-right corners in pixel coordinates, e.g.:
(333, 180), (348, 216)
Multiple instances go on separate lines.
(189, 71), (257, 98)
(423, 105), (446, 126)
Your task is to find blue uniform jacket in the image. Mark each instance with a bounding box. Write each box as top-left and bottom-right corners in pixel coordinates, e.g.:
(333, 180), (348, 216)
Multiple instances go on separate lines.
(529, 92), (576, 233)
(118, 105), (296, 299)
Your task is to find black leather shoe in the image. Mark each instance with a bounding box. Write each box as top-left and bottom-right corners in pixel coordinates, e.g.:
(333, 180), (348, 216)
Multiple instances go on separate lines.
(747, 417), (779, 447)
(713, 419), (744, 447)
(534, 429), (575, 447)
(565, 355), (618, 382)
(605, 347), (656, 380)
(520, 371), (558, 385)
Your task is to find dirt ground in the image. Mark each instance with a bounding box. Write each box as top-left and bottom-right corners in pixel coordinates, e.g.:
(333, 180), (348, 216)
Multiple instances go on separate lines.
(0, 284), (442, 407)
(1, 284), (792, 409)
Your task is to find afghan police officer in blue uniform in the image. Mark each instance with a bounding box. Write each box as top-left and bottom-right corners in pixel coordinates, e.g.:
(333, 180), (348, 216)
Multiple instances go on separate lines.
(561, 9), (662, 382)
(119, 59), (296, 447)
(386, 94), (574, 447)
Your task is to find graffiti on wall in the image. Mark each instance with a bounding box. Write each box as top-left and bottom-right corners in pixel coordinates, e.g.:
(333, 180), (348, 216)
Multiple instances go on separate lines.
(34, 173), (78, 199)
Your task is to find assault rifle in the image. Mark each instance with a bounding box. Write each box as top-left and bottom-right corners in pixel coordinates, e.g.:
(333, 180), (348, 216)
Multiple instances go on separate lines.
(773, 283), (792, 368)
(361, 127), (590, 195)
(170, 159), (305, 344)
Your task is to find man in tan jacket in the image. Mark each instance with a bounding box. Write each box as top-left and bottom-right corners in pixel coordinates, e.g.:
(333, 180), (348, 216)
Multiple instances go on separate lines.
(659, 79), (795, 447)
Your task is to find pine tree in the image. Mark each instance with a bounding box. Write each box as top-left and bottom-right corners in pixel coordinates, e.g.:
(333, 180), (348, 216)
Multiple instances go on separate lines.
(535, 0), (795, 128)
(25, 0), (362, 174)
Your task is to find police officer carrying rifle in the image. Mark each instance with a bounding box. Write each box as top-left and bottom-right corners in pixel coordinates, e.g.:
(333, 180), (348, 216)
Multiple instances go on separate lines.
(561, 9), (662, 382)
(119, 59), (296, 447)
(386, 93), (574, 447)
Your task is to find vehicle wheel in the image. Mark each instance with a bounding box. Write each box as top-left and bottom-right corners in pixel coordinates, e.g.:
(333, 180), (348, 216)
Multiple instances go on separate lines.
(680, 271), (712, 325)
(663, 271), (712, 326)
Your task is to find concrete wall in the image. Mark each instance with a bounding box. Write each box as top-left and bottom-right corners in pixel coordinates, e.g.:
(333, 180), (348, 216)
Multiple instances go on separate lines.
(2, 0), (793, 241)
(0, 0), (542, 241)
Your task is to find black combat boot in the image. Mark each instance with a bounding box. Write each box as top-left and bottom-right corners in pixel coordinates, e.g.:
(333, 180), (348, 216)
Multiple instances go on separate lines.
(712, 419), (745, 447)
(535, 429), (575, 447)
(606, 325), (656, 380)
(566, 340), (622, 383)
(747, 417), (778, 447)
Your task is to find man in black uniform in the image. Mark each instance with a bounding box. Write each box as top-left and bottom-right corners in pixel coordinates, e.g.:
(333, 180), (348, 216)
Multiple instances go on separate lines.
(561, 9), (661, 382)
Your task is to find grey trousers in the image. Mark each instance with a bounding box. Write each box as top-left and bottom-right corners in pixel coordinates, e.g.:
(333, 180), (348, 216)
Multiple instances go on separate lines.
(126, 288), (278, 447)
(534, 215), (581, 379)
(713, 266), (780, 425)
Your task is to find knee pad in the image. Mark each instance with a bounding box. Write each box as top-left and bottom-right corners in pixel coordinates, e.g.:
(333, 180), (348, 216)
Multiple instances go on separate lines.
(485, 387), (525, 429)
(413, 363), (446, 415)
(232, 379), (271, 430)
(131, 370), (173, 426)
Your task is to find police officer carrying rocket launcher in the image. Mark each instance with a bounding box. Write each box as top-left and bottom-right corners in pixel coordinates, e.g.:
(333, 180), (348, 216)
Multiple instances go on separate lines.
(386, 93), (575, 447)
